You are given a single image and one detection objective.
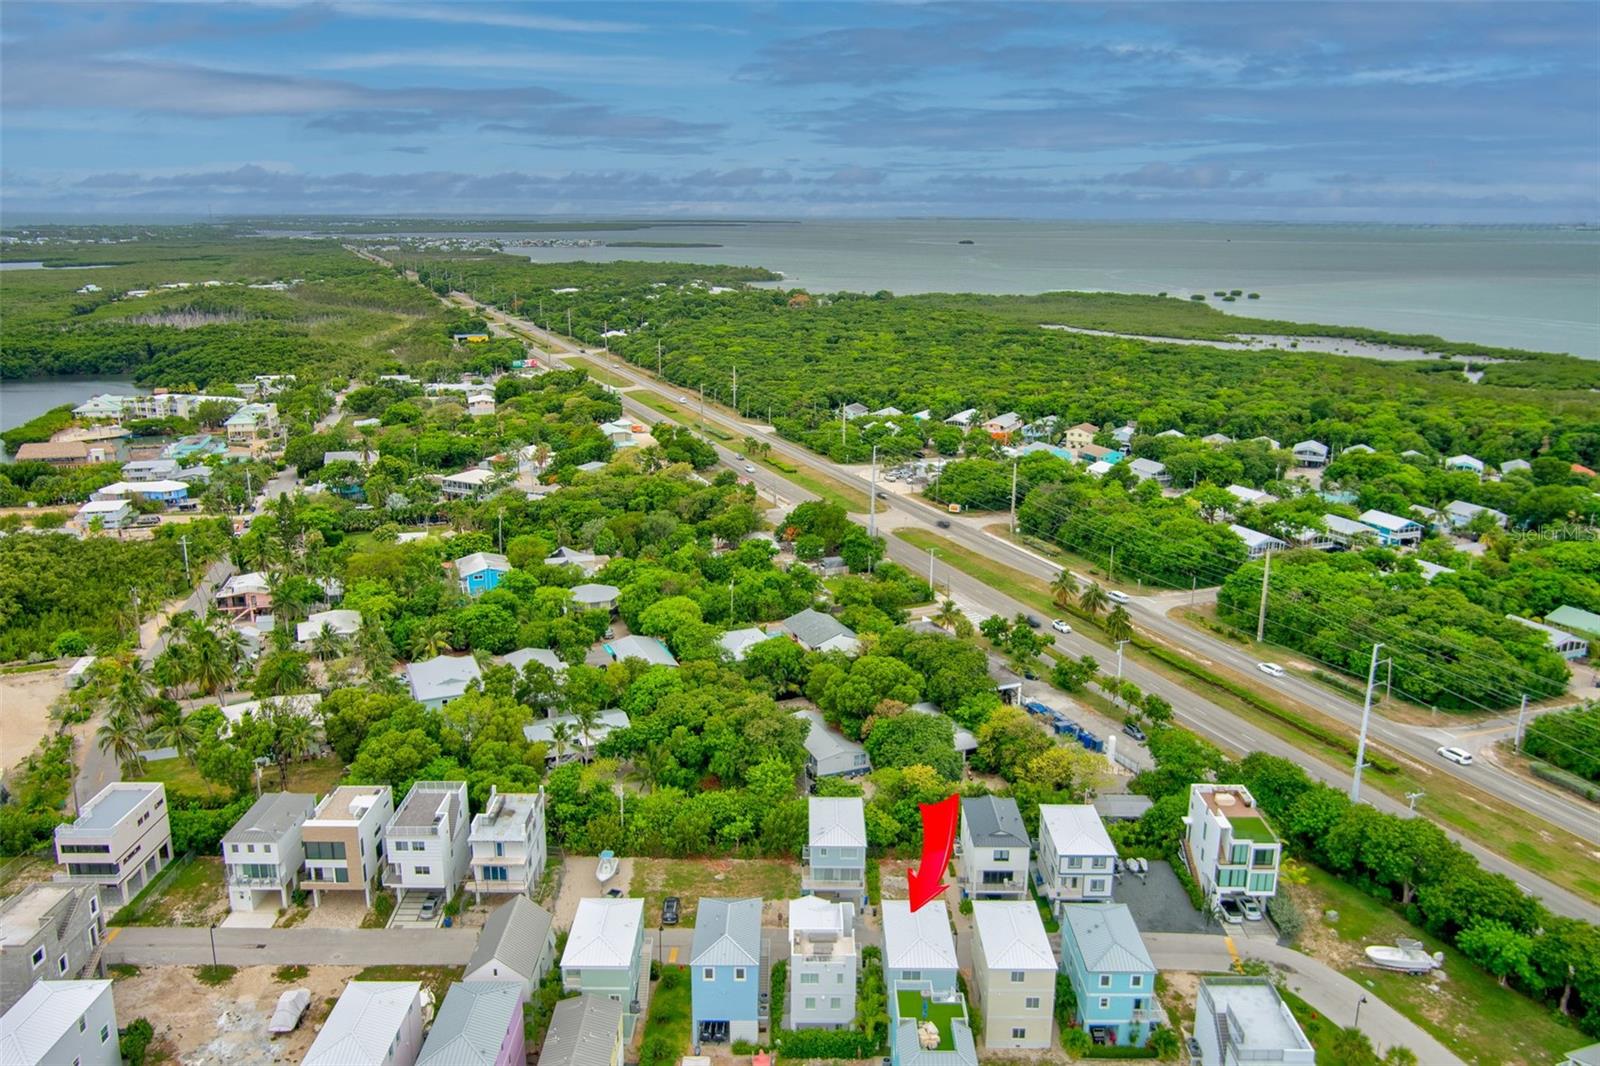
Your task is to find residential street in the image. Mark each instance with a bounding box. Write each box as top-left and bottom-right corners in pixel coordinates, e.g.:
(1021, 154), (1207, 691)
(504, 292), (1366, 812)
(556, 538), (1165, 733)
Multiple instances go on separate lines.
(102, 926), (479, 967)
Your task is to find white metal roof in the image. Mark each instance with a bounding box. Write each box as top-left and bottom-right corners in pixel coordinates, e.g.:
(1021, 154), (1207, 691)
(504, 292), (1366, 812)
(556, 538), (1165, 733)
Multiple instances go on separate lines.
(1062, 903), (1154, 973)
(0, 979), (111, 1064)
(562, 898), (644, 969)
(972, 901), (1056, 971)
(406, 655), (483, 702)
(1038, 804), (1115, 858)
(455, 551), (510, 575)
(808, 797), (867, 848)
(302, 981), (421, 1066)
(881, 899), (958, 971)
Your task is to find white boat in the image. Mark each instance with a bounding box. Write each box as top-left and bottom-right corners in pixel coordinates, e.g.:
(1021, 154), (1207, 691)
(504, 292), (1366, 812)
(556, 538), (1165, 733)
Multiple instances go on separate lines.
(1364, 938), (1444, 973)
(596, 850), (619, 883)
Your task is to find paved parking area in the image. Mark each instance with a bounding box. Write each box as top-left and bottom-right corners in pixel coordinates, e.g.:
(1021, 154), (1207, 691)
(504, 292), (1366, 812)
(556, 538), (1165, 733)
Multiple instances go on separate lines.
(387, 889), (444, 929)
(1113, 860), (1217, 935)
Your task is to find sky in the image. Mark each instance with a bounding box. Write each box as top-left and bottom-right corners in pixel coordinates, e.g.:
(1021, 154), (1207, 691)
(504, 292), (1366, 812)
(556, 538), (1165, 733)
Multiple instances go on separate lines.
(2, 1), (1597, 222)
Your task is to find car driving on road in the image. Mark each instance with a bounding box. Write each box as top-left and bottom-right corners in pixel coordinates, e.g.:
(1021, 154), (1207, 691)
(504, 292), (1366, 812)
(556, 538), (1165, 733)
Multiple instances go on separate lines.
(1051, 619), (1072, 634)
(1437, 746), (1474, 765)
(1107, 590), (1131, 605)
(1257, 662), (1286, 678)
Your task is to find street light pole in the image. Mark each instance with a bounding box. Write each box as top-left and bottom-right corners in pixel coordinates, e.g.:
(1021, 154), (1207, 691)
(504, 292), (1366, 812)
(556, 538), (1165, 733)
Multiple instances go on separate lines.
(208, 924), (218, 968)
(1350, 643), (1385, 804)
(869, 446), (878, 539)
(1354, 995), (1368, 1030)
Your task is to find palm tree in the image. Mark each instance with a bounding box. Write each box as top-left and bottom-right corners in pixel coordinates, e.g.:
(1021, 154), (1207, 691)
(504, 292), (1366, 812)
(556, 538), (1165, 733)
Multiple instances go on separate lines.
(549, 720), (575, 766)
(256, 651), (310, 697)
(631, 745), (672, 794)
(1078, 581), (1109, 618)
(932, 599), (964, 632)
(357, 618), (396, 680)
(146, 703), (201, 769)
(107, 657), (154, 724)
(269, 706), (317, 790)
(188, 630), (235, 698)
(409, 622), (453, 661)
(570, 704), (602, 763)
(742, 436), (760, 456)
(1105, 605), (1134, 644)
(96, 708), (147, 779)
(1050, 568), (1078, 608)
(311, 627), (347, 663)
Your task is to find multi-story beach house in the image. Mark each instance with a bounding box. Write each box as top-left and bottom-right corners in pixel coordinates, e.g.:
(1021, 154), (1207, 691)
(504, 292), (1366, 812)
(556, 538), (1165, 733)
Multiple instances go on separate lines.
(300, 785), (393, 907)
(1033, 804), (1117, 918)
(466, 788), (547, 902)
(1182, 784), (1281, 908)
(221, 792), (315, 913)
(53, 783), (172, 906)
(383, 781), (471, 909)
(802, 797), (868, 906)
(787, 896), (857, 1030)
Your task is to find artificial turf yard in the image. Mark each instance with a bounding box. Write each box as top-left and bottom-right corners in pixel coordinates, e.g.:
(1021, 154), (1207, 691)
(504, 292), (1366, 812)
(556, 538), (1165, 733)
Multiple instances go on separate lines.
(896, 988), (966, 1050)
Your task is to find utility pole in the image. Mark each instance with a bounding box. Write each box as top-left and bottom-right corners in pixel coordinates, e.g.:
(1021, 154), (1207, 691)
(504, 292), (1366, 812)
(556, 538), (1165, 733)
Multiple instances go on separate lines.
(657, 340), (662, 376)
(840, 405), (846, 446)
(1256, 550), (1272, 642)
(1115, 639), (1130, 682)
(566, 307), (573, 337)
(1514, 694), (1529, 751)
(1109, 544), (1116, 582)
(1009, 460), (1019, 534)
(1350, 642), (1384, 804)
(699, 385), (706, 429)
(927, 547), (936, 592)
(497, 509), (504, 551)
(179, 534), (191, 584)
(731, 365), (738, 413)
(868, 445), (878, 539)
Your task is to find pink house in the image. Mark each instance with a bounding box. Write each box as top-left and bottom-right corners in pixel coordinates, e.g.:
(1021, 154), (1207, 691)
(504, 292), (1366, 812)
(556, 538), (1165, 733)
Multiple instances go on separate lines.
(214, 571), (272, 622)
(416, 982), (525, 1066)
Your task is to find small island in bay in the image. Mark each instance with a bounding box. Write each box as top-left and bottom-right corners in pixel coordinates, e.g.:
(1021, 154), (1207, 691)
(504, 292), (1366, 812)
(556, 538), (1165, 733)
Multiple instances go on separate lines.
(958, 239), (975, 244)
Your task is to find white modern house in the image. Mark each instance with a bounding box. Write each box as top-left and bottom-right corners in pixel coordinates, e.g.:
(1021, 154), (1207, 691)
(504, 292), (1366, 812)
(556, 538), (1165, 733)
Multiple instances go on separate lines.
(1182, 785), (1281, 907)
(302, 785), (393, 907)
(793, 706), (871, 780)
(73, 499), (134, 532)
(404, 655), (483, 710)
(303, 981), (427, 1066)
(1229, 525), (1287, 561)
(221, 791), (316, 913)
(788, 896), (857, 1029)
(466, 788), (547, 902)
(53, 782), (172, 906)
(1291, 440), (1328, 467)
(1194, 977), (1314, 1066)
(0, 885), (105, 1013)
(562, 897), (649, 1038)
(804, 797), (869, 905)
(957, 796), (1030, 900)
(882, 900), (977, 1066)
(1033, 804), (1117, 918)
(383, 781), (471, 909)
(0, 979), (119, 1066)
(970, 901), (1055, 1050)
(442, 467), (496, 499)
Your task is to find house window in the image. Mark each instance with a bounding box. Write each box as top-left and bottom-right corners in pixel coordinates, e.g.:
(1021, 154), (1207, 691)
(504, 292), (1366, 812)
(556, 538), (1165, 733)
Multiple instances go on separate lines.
(246, 844), (254, 853)
(31, 947), (44, 968)
(495, 842), (505, 857)
(804, 997), (816, 1010)
(1091, 857), (1108, 870)
(78, 1017), (86, 1032)
(413, 865), (430, 875)
(1249, 873), (1276, 894)
(100, 1025), (110, 1043)
(735, 968), (747, 982)
(1099, 998), (1110, 1010)
(1066, 856), (1083, 870)
(993, 849), (1010, 862)
(830, 997), (841, 1009)
(1099, 974), (1111, 989)
(1012, 1028), (1027, 1040)
(1130, 975), (1143, 989)
(89, 898), (98, 914)
(334, 868), (349, 883)
(703, 968), (715, 981)
(1253, 848), (1275, 867)
(1010, 971), (1025, 983)
(230, 844), (240, 853)
(1088, 879), (1107, 894)
(1230, 844), (1249, 865)
(903, 971), (921, 981)
(59, 956), (69, 975)
(801, 973), (819, 985)
(1025, 997), (1041, 1009)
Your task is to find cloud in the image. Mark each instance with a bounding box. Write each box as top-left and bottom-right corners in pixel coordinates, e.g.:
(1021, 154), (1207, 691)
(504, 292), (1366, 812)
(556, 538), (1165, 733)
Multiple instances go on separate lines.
(326, 2), (643, 34)
(388, 145), (429, 155)
(1099, 163), (1266, 189)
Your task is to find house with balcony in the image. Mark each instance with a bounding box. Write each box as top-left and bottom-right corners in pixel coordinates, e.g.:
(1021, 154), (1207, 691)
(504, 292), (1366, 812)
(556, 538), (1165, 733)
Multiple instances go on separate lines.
(1033, 805), (1116, 918)
(224, 402), (278, 445)
(221, 791), (315, 913)
(690, 898), (765, 1046)
(442, 467), (496, 499)
(793, 707), (871, 780)
(416, 981), (525, 1066)
(541, 994), (626, 1066)
(0, 885), (105, 1013)
(465, 895), (557, 1001)
(53, 782), (171, 906)
(302, 785), (393, 907)
(1061, 422), (1099, 450)
(571, 582), (622, 613)
(73, 499), (134, 533)
(1445, 453), (1485, 476)
(562, 897), (648, 1038)
(971, 901), (1055, 1050)
(383, 781), (471, 908)
(1182, 785), (1281, 907)
(1357, 509), (1423, 548)
(1291, 440), (1328, 468)
(957, 796), (1030, 900)
(1194, 977), (1314, 1066)
(882, 900), (977, 1066)
(803, 798), (868, 906)
(304, 981), (426, 1066)
(454, 551), (511, 597)
(1444, 499), (1509, 532)
(214, 571), (272, 622)
(787, 896), (857, 1030)
(1229, 525), (1287, 561)
(466, 788), (547, 902)
(1128, 458), (1170, 486)
(1060, 903), (1161, 1048)
(0, 979), (119, 1066)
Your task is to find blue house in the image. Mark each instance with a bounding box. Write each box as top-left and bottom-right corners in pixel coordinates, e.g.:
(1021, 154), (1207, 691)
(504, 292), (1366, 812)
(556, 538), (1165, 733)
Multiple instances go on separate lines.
(691, 898), (764, 1047)
(1356, 509), (1423, 548)
(454, 552), (511, 597)
(1059, 903), (1161, 1048)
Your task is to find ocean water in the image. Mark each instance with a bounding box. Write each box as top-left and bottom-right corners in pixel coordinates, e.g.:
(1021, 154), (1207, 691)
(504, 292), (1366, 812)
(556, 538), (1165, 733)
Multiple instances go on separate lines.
(416, 220), (1600, 358)
(0, 376), (140, 433)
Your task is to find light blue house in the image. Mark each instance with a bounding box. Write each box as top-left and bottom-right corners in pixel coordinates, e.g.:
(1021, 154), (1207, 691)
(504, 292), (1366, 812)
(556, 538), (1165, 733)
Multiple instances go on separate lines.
(690, 898), (764, 1047)
(1356, 510), (1423, 548)
(1059, 903), (1161, 1049)
(883, 900), (977, 1066)
(455, 552), (511, 597)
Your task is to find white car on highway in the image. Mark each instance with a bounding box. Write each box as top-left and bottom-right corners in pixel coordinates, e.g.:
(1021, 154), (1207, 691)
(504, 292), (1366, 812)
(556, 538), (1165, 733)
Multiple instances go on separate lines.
(1257, 662), (1286, 678)
(1051, 619), (1072, 634)
(1107, 590), (1131, 605)
(1437, 746), (1474, 766)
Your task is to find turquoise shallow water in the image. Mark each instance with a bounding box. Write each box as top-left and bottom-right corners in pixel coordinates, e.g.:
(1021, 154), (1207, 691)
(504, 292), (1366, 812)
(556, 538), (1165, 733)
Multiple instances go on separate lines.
(443, 220), (1599, 358)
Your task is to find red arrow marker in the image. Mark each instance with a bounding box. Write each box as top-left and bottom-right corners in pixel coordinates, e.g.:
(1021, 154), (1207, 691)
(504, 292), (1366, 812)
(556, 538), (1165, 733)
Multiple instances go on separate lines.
(907, 793), (959, 912)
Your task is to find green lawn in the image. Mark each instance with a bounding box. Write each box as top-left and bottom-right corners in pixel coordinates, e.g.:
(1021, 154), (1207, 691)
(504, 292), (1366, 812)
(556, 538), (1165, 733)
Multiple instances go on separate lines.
(1278, 986), (1381, 1066)
(642, 966), (693, 1065)
(563, 355), (634, 389)
(353, 964), (463, 1005)
(630, 391), (685, 422)
(137, 753), (346, 799)
(112, 855), (228, 927)
(758, 454), (869, 512)
(630, 858), (797, 927)
(1293, 865), (1583, 1066)
(896, 989), (965, 1050)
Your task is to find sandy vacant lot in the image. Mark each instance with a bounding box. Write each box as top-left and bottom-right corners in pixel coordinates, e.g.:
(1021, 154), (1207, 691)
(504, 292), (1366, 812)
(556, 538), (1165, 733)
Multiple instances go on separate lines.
(0, 666), (65, 774)
(552, 854), (636, 931)
(113, 964), (360, 1065)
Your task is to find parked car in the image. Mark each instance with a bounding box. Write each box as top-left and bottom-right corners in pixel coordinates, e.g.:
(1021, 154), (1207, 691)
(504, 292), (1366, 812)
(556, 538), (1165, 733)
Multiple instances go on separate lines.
(1186, 1037), (1201, 1060)
(418, 894), (441, 921)
(1257, 662), (1286, 678)
(1051, 619), (1072, 634)
(132, 514), (162, 527)
(1217, 898), (1244, 925)
(662, 896), (680, 925)
(1107, 590), (1131, 605)
(1122, 721), (1147, 742)
(1437, 745), (1474, 766)
(936, 519), (951, 528)
(1239, 897), (1264, 921)
(876, 491), (889, 500)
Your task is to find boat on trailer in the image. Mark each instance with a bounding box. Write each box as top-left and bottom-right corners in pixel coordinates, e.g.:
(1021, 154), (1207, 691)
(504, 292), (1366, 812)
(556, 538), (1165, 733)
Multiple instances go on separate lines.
(1364, 937), (1444, 973)
(596, 850), (619, 883)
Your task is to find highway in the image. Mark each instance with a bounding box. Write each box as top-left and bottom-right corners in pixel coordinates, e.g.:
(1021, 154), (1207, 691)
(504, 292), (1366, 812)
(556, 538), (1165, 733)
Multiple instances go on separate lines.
(441, 284), (1599, 920)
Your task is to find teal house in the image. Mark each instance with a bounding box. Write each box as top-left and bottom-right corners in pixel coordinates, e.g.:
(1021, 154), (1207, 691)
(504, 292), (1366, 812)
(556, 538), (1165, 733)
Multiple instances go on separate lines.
(455, 552), (511, 597)
(1059, 903), (1162, 1048)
